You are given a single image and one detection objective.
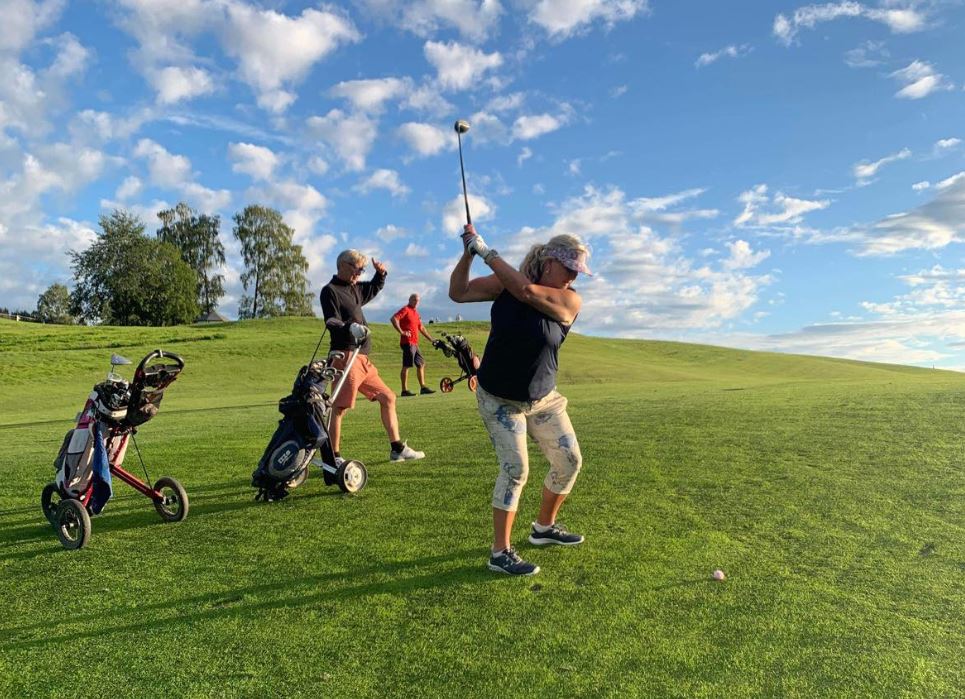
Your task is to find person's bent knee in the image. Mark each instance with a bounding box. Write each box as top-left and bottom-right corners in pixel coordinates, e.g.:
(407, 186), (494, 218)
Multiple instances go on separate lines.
(377, 391), (396, 406)
(545, 440), (582, 495)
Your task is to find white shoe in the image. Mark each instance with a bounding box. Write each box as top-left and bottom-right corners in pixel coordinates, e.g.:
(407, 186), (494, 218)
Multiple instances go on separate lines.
(390, 442), (425, 462)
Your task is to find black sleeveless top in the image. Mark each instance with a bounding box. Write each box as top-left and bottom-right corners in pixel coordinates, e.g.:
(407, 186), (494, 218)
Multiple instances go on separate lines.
(477, 290), (571, 402)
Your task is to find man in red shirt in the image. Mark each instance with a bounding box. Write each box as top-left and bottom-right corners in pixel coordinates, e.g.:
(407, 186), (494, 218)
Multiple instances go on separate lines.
(390, 293), (437, 396)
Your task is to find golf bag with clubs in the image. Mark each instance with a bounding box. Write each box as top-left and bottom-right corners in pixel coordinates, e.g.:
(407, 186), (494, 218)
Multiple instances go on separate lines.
(251, 323), (369, 501)
(432, 331), (480, 392)
(41, 350), (188, 549)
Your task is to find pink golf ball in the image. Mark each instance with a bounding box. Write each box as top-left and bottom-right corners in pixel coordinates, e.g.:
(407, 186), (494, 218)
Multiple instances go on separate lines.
(712, 569), (726, 581)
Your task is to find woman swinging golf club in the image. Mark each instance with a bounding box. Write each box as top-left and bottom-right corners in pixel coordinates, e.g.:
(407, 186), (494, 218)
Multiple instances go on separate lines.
(449, 225), (592, 576)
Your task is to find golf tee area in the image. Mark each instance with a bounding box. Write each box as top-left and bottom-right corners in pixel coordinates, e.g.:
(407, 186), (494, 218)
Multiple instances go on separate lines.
(0, 318), (962, 697)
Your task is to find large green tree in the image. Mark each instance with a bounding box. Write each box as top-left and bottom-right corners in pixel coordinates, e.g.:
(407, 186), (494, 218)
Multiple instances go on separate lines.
(69, 210), (200, 326)
(233, 205), (313, 319)
(35, 283), (74, 324)
(156, 202), (226, 315)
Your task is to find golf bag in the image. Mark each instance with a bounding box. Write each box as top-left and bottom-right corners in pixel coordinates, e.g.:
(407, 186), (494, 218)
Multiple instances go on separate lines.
(251, 348), (368, 501)
(433, 331), (480, 392)
(43, 350), (188, 549)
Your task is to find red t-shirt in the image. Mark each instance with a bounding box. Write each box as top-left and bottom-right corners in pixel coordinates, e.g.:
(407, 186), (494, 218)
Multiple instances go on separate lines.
(392, 305), (422, 346)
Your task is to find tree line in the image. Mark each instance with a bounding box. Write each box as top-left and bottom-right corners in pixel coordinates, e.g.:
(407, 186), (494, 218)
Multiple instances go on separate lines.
(29, 204), (314, 326)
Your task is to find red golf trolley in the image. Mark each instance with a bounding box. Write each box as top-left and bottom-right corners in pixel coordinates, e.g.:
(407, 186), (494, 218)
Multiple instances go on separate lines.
(41, 349), (188, 549)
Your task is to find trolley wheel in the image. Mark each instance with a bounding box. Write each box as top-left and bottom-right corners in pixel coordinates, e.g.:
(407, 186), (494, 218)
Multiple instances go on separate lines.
(467, 375), (478, 392)
(287, 466), (309, 489)
(153, 477), (189, 522)
(440, 377), (454, 393)
(336, 460), (368, 494)
(55, 499), (91, 550)
(41, 482), (61, 526)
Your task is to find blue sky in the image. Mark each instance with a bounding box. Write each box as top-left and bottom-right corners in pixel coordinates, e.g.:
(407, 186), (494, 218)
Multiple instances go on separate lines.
(2, 0), (964, 369)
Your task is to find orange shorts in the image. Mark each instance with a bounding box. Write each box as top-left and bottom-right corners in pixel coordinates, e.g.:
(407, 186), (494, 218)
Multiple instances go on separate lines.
(330, 353), (393, 410)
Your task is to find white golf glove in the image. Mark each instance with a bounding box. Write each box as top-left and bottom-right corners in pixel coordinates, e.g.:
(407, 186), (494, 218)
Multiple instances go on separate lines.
(465, 234), (499, 263)
(349, 322), (369, 342)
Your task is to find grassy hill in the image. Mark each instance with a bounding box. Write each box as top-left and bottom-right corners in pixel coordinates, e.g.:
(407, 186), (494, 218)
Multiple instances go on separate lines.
(0, 318), (962, 697)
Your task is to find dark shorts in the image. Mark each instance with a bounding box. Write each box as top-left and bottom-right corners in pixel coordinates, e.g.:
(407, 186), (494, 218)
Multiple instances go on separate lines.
(401, 344), (424, 368)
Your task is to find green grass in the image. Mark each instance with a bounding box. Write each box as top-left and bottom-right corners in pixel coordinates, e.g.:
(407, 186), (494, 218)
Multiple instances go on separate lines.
(1, 318), (962, 697)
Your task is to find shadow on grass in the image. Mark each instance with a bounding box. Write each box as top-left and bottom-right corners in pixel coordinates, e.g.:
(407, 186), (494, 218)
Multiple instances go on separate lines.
(2, 548), (494, 650)
(0, 482), (351, 559)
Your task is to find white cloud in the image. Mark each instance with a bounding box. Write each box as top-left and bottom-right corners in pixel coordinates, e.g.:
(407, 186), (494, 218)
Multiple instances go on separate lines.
(610, 84), (628, 98)
(397, 121), (455, 158)
(404, 242), (429, 257)
(695, 44), (751, 68)
(493, 186), (771, 334)
(377, 224), (407, 242)
(935, 137), (961, 152)
(0, 0), (65, 54)
(355, 0), (503, 42)
(220, 4), (361, 112)
(528, 0), (649, 38)
(513, 113), (563, 140)
(774, 2), (926, 46)
(308, 156), (329, 176)
(734, 184), (829, 227)
(45, 33), (90, 78)
(132, 138), (230, 212)
(228, 142), (279, 181)
(889, 60), (953, 100)
(629, 188), (719, 227)
(423, 40), (503, 90)
(488, 92), (525, 112)
(912, 180), (930, 192)
(181, 181), (232, 212)
(844, 40), (888, 68)
(517, 147), (533, 166)
(150, 65), (214, 104)
(356, 168), (410, 198)
(401, 83), (454, 115)
(116, 2), (359, 112)
(442, 192), (494, 234)
(134, 138), (192, 188)
(852, 147), (911, 183)
(115, 175), (142, 201)
(306, 109), (378, 171)
(856, 172), (965, 254)
(329, 77), (409, 113)
(724, 240), (770, 270)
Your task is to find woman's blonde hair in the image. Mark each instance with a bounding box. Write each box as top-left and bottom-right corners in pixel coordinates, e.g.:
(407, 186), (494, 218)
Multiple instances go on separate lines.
(519, 234), (590, 282)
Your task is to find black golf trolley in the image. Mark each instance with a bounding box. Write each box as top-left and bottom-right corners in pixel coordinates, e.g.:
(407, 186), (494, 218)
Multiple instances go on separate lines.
(251, 326), (370, 502)
(432, 331), (480, 393)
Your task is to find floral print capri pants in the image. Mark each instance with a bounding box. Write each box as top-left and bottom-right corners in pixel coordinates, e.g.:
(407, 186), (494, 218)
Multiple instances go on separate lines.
(476, 386), (583, 512)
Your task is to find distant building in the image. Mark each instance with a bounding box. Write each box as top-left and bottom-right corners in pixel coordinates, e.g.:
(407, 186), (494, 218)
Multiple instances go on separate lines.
(196, 310), (229, 323)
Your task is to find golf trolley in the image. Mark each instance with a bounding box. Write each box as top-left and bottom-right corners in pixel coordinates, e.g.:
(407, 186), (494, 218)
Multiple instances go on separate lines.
(251, 324), (369, 502)
(41, 350), (188, 550)
(432, 331), (480, 393)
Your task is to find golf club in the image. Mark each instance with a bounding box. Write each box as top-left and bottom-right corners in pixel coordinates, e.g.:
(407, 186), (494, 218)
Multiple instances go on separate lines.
(454, 119), (471, 226)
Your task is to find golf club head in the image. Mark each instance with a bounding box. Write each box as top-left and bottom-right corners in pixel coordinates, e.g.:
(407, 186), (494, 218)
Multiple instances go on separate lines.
(454, 119), (470, 134)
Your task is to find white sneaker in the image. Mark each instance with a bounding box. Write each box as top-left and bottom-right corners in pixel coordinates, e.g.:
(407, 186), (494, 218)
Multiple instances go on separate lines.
(390, 442), (425, 462)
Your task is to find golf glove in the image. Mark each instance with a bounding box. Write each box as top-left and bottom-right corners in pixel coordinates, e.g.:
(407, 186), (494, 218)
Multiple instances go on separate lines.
(349, 322), (369, 342)
(465, 234), (499, 263)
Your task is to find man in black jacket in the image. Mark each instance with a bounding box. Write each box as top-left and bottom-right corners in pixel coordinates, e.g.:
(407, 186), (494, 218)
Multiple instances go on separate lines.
(320, 249), (425, 463)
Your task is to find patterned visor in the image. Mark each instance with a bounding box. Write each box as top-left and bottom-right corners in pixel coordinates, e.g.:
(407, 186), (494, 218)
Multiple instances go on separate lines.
(545, 247), (592, 275)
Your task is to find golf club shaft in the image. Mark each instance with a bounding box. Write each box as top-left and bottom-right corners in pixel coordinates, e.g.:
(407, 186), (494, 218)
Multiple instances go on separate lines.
(457, 132), (472, 226)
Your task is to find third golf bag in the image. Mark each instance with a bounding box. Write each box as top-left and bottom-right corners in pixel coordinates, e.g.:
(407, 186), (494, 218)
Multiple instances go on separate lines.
(251, 327), (369, 501)
(433, 331), (480, 392)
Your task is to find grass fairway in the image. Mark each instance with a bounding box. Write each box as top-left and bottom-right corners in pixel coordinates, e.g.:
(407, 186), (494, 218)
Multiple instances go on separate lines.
(1, 318), (962, 697)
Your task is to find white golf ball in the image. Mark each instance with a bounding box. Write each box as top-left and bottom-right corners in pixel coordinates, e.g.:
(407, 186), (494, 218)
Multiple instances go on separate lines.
(712, 569), (726, 581)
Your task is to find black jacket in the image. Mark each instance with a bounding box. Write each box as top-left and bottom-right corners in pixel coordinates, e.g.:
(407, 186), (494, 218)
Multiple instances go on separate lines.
(320, 271), (386, 354)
